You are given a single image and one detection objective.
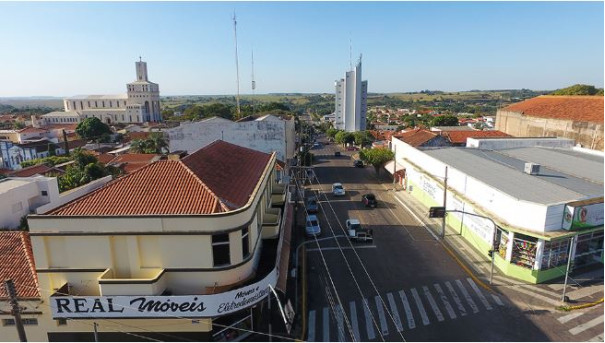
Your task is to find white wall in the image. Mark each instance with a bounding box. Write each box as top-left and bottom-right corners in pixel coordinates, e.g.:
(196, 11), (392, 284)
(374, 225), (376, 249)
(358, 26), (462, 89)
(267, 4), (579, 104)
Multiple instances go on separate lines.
(0, 177), (58, 229)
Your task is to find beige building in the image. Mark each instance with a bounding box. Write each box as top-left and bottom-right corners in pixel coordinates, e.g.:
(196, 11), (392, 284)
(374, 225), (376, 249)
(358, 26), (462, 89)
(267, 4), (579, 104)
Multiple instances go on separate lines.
(496, 95), (604, 151)
(37, 59), (161, 125)
(10, 140), (289, 341)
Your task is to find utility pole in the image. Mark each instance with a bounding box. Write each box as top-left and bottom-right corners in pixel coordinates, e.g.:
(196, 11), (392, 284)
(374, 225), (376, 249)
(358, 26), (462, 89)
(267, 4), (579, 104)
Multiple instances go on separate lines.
(93, 322), (99, 342)
(562, 235), (576, 302)
(4, 279), (27, 342)
(441, 166), (448, 239)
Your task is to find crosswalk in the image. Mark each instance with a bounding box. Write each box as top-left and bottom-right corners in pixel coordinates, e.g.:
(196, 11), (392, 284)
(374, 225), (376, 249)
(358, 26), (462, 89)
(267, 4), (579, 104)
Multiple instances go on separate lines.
(307, 278), (505, 341)
(556, 304), (604, 341)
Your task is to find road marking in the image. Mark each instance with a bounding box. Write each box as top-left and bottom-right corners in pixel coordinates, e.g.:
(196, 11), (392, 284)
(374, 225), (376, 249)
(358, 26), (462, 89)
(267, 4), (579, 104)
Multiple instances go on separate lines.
(445, 281), (467, 316)
(558, 311), (586, 324)
(308, 310), (316, 341)
(569, 315), (604, 335)
(587, 333), (604, 342)
(391, 193), (440, 241)
(323, 307), (330, 342)
(349, 301), (360, 342)
(362, 298), (376, 340)
(455, 279), (479, 314)
(387, 292), (404, 332)
(410, 288), (430, 326)
(434, 284), (457, 319)
(375, 295), (390, 336)
(566, 284), (604, 300)
(398, 290), (416, 329)
(491, 294), (505, 306)
(508, 284), (561, 306)
(517, 283), (561, 299)
(466, 278), (493, 310)
(423, 286), (445, 322)
(306, 246), (377, 253)
(336, 304), (345, 342)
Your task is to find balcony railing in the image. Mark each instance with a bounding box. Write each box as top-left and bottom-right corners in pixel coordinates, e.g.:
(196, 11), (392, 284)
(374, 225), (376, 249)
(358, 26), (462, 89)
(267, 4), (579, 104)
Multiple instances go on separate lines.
(262, 207), (282, 239)
(271, 183), (286, 207)
(98, 268), (166, 296)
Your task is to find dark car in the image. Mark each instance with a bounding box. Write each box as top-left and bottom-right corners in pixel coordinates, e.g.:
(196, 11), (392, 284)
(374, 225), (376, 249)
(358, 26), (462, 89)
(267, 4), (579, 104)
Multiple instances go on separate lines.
(306, 196), (319, 213)
(353, 159), (364, 168)
(334, 151), (341, 157)
(362, 193), (377, 208)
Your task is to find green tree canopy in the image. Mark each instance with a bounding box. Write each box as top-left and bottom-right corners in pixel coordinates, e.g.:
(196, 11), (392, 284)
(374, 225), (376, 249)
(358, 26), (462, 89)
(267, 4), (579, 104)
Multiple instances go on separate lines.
(326, 128), (339, 139)
(75, 117), (112, 142)
(130, 133), (169, 154)
(430, 115), (459, 127)
(354, 131), (373, 146)
(551, 84), (604, 96)
(335, 131), (354, 145)
(359, 148), (395, 176)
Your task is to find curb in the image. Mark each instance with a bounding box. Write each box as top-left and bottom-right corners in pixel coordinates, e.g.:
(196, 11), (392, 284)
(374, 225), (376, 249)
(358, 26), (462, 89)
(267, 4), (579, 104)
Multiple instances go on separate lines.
(556, 298), (604, 312)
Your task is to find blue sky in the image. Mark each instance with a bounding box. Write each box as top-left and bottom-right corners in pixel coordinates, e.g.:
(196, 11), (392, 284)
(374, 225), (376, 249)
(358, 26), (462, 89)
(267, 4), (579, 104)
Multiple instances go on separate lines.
(0, 1), (603, 96)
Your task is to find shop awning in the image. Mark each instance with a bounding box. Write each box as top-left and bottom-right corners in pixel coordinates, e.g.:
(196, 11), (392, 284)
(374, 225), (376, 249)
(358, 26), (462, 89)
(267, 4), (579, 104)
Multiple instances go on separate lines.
(384, 160), (405, 175)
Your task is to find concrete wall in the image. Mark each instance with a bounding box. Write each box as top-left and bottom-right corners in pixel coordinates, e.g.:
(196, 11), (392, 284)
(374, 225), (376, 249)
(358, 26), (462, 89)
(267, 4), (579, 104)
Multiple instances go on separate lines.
(166, 116), (295, 162)
(496, 110), (604, 151)
(0, 177), (59, 229)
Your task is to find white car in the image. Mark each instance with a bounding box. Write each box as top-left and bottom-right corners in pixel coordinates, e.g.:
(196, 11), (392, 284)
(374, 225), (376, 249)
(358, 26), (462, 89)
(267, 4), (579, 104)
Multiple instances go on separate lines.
(332, 183), (345, 196)
(305, 214), (321, 237)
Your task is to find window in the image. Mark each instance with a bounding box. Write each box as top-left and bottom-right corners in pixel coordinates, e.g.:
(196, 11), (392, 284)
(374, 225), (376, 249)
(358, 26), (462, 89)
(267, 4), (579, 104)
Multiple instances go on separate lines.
(3, 318), (38, 326)
(511, 233), (538, 269)
(57, 318), (67, 326)
(41, 190), (48, 196)
(541, 239), (570, 270)
(212, 233), (230, 266)
(242, 227), (250, 259)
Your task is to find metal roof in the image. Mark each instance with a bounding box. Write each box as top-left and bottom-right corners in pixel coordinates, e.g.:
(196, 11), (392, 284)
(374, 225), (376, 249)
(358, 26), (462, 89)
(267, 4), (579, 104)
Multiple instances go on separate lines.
(422, 147), (603, 205)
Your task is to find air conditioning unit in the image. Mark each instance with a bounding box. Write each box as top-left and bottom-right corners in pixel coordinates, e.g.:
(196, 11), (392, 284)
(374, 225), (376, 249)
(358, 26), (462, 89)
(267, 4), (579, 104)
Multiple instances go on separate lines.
(524, 162), (540, 175)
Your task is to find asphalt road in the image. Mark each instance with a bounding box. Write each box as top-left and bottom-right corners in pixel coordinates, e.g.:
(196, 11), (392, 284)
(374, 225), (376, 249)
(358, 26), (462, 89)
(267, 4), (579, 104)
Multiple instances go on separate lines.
(300, 138), (551, 342)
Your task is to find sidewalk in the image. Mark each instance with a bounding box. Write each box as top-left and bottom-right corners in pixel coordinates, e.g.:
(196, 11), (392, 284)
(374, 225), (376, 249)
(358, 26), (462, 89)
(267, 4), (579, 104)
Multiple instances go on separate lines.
(387, 187), (604, 310)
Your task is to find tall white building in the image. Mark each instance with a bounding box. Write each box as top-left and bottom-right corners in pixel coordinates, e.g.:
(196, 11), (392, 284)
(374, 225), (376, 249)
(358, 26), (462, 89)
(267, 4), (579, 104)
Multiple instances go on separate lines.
(334, 56), (367, 132)
(38, 60), (161, 125)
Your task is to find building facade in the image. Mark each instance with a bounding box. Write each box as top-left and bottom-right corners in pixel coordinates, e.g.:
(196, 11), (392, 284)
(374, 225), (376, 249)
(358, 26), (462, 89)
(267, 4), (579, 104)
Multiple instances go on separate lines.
(22, 140), (289, 341)
(0, 176), (60, 229)
(38, 60), (161, 126)
(496, 95), (604, 151)
(165, 115), (296, 163)
(391, 136), (603, 283)
(334, 56), (367, 132)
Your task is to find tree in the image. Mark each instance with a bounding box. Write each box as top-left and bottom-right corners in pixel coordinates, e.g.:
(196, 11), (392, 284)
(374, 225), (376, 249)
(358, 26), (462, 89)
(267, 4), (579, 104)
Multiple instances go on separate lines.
(335, 131), (354, 146)
(551, 84), (604, 96)
(326, 128), (339, 139)
(75, 117), (112, 142)
(354, 131), (373, 147)
(359, 148), (394, 176)
(430, 115), (459, 127)
(130, 133), (169, 154)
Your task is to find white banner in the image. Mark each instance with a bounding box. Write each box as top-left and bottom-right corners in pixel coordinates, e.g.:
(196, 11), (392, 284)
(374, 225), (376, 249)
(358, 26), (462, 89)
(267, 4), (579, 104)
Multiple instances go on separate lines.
(51, 268), (277, 319)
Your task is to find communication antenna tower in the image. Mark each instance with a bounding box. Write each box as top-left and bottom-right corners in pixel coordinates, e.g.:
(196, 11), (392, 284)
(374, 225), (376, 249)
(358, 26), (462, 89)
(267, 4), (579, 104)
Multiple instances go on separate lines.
(233, 12), (241, 118)
(251, 49), (256, 115)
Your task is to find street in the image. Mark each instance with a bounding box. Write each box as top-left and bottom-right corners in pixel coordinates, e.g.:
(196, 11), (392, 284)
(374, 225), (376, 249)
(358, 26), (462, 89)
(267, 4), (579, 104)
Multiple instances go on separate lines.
(299, 138), (552, 341)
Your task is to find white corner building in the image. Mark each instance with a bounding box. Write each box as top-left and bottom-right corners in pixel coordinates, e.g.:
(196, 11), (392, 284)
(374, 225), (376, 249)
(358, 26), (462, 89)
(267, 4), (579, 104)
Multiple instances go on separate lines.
(38, 60), (161, 126)
(334, 55), (368, 132)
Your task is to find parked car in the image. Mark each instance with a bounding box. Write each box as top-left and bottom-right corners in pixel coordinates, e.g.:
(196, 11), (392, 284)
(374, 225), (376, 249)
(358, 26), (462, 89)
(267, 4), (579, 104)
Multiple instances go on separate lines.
(306, 196), (319, 213)
(334, 151), (341, 157)
(353, 159), (364, 168)
(312, 142), (321, 149)
(332, 183), (345, 196)
(305, 214), (321, 237)
(362, 193), (377, 208)
(346, 218), (373, 242)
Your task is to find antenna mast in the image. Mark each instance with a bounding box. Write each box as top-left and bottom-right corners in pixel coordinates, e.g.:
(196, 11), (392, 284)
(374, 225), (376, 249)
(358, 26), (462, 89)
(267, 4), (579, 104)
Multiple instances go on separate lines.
(251, 49), (256, 116)
(233, 12), (241, 118)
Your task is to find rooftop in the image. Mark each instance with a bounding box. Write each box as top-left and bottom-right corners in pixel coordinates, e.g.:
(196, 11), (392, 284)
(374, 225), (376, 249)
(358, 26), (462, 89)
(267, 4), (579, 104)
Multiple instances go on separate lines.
(422, 146), (603, 205)
(399, 129), (439, 147)
(9, 164), (64, 177)
(46, 140), (273, 216)
(502, 95), (604, 123)
(0, 231), (39, 299)
(442, 130), (511, 144)
(67, 94), (128, 100)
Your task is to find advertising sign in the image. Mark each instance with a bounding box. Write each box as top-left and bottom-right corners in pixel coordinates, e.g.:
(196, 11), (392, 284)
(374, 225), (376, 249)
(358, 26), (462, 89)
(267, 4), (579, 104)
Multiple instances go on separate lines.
(50, 268), (277, 319)
(562, 202), (604, 230)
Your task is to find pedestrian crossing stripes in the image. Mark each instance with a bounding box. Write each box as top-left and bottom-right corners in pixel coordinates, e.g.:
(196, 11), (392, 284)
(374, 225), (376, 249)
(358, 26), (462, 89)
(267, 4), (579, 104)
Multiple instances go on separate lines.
(307, 279), (502, 341)
(568, 315), (604, 335)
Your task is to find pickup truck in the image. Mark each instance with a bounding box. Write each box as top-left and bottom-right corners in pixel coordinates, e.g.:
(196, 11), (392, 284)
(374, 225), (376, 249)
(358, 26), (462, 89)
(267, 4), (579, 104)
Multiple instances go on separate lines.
(345, 219), (373, 242)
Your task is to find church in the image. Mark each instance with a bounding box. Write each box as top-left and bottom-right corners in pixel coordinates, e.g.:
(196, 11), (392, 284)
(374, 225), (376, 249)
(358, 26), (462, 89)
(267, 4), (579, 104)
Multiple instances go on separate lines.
(36, 59), (162, 125)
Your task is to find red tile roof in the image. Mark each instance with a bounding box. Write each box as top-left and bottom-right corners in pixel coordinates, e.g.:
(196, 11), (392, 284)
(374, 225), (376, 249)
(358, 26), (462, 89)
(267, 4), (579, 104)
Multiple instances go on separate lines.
(441, 130), (511, 144)
(502, 95), (604, 123)
(0, 231), (40, 299)
(47, 140), (273, 216)
(17, 127), (48, 134)
(9, 164), (64, 177)
(108, 153), (161, 174)
(397, 129), (439, 147)
(41, 124), (78, 131)
(181, 141), (273, 209)
(96, 153), (115, 165)
(123, 132), (152, 142)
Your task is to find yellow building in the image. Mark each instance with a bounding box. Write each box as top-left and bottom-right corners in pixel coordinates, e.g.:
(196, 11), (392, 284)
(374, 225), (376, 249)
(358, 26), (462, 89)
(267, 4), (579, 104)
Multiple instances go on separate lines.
(13, 140), (288, 341)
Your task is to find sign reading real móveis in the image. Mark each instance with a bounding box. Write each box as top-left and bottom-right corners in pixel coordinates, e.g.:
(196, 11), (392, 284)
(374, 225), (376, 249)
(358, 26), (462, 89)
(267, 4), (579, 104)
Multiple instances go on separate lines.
(50, 268), (277, 319)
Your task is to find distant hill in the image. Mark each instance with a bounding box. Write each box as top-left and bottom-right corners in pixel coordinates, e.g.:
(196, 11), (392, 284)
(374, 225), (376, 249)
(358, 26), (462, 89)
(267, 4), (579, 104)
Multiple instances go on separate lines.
(550, 84), (604, 96)
(0, 97), (63, 109)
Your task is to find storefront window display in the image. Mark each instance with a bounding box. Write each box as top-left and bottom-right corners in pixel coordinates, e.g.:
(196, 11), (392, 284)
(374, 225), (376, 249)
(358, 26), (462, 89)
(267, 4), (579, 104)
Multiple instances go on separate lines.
(574, 231), (604, 268)
(497, 228), (508, 259)
(540, 238), (570, 270)
(511, 233), (538, 269)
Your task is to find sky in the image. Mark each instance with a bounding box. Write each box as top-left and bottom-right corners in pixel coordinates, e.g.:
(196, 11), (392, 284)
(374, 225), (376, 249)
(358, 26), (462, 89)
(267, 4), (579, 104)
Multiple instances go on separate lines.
(0, 1), (603, 97)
